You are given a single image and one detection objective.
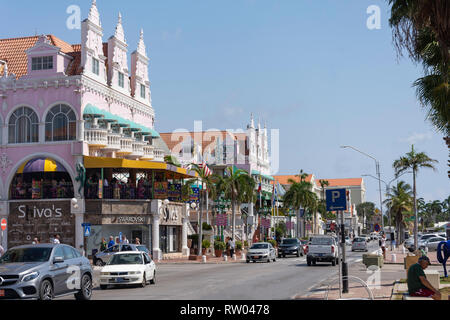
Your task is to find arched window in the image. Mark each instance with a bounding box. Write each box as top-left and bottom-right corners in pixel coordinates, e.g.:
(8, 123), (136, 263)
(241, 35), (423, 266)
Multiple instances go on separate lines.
(8, 107), (39, 144)
(45, 104), (76, 141)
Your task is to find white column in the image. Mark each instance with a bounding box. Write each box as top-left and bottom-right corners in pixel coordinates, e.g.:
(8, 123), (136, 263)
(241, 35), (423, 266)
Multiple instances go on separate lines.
(1, 124), (7, 145)
(71, 198), (85, 255)
(152, 214), (161, 261)
(182, 217), (189, 256)
(78, 119), (85, 142)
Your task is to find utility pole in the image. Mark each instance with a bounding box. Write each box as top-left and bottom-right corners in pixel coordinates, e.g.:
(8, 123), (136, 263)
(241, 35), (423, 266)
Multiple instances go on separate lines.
(340, 210), (348, 293)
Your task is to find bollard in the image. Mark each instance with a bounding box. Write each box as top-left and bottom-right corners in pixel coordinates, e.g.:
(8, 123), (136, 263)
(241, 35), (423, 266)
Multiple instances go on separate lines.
(233, 254), (237, 261)
(402, 246), (406, 254)
(391, 254), (397, 263)
(223, 255), (228, 262)
(425, 247), (429, 254)
(202, 255), (207, 263)
(241, 253), (246, 261)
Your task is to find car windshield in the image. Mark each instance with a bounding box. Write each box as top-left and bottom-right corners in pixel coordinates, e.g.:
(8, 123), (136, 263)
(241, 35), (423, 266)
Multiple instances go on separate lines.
(310, 238), (333, 245)
(108, 254), (143, 265)
(251, 244), (268, 250)
(281, 239), (298, 245)
(0, 247), (53, 263)
(136, 246), (149, 253)
(354, 238), (365, 242)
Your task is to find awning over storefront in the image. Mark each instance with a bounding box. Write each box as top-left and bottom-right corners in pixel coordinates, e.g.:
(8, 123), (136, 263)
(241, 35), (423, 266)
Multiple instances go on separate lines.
(17, 158), (68, 174)
(83, 104), (160, 138)
(251, 170), (274, 181)
(83, 157), (197, 178)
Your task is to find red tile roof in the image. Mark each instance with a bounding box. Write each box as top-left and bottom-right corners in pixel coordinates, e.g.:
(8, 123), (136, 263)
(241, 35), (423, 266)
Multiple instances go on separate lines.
(160, 131), (248, 155)
(273, 175), (314, 185)
(0, 35), (89, 79)
(314, 178), (363, 187)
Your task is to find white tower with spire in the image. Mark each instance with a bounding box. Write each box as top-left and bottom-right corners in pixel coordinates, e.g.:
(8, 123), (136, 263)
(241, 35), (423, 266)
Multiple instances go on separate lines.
(247, 113), (256, 165)
(131, 29), (151, 106)
(108, 12), (130, 95)
(81, 0), (107, 83)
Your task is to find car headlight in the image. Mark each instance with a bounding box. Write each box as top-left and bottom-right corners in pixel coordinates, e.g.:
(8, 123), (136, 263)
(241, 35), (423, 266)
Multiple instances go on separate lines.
(22, 271), (39, 282)
(129, 271), (141, 275)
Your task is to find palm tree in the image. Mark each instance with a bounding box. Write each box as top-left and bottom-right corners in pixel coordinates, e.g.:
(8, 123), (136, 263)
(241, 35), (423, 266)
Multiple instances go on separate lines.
(393, 145), (438, 249)
(384, 181), (413, 243)
(187, 164), (219, 256)
(283, 179), (317, 237)
(388, 2), (450, 135)
(217, 167), (251, 241)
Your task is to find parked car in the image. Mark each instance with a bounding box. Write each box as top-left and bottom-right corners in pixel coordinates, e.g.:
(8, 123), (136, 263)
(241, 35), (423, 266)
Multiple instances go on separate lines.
(94, 244), (150, 266)
(0, 244), (93, 300)
(351, 237), (368, 252)
(99, 251), (156, 289)
(246, 242), (277, 263)
(306, 235), (339, 266)
(405, 233), (439, 252)
(345, 237), (352, 246)
(278, 238), (303, 258)
(418, 237), (447, 252)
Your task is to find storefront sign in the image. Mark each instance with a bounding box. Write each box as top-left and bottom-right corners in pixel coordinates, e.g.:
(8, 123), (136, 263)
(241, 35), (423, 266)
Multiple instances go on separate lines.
(168, 183), (181, 202)
(154, 182), (168, 199)
(117, 216), (146, 224)
(215, 214), (227, 227)
(189, 187), (200, 203)
(8, 201), (74, 247)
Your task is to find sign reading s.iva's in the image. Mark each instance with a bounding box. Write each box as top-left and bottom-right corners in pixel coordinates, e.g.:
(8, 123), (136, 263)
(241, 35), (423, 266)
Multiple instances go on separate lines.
(17, 204), (63, 219)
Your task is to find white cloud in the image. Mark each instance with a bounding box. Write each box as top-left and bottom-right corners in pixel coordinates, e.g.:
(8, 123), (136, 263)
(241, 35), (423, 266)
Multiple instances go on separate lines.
(399, 132), (433, 145)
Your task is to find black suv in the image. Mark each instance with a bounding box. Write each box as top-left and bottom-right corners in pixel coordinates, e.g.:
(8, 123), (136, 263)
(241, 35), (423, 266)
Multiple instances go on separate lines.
(278, 238), (303, 258)
(0, 244), (93, 300)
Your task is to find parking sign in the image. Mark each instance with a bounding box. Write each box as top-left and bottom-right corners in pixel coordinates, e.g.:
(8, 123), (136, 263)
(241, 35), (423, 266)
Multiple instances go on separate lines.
(326, 189), (347, 211)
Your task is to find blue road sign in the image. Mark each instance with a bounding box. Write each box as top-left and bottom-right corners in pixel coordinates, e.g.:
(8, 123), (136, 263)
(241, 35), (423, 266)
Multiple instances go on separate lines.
(84, 224), (91, 237)
(374, 224), (381, 232)
(326, 188), (347, 211)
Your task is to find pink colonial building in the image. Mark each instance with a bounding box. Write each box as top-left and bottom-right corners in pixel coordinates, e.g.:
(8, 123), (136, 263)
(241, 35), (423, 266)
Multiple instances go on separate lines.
(0, 1), (194, 260)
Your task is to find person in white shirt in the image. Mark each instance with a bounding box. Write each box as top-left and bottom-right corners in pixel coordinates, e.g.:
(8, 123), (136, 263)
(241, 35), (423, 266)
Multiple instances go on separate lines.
(122, 235), (129, 244)
(53, 235), (61, 244)
(380, 234), (386, 259)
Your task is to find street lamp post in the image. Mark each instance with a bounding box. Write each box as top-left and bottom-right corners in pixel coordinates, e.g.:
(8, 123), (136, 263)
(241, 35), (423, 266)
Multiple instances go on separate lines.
(341, 146), (384, 231)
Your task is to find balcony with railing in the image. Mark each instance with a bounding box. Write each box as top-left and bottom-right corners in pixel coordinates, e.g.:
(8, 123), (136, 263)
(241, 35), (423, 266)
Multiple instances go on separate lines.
(84, 128), (108, 147)
(103, 133), (121, 151)
(141, 145), (155, 160)
(153, 148), (165, 162)
(127, 141), (145, 159)
(117, 137), (133, 155)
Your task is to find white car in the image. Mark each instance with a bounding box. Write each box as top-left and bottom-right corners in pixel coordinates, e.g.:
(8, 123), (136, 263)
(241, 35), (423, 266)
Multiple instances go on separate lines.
(99, 251), (156, 289)
(246, 242), (277, 263)
(419, 236), (447, 252)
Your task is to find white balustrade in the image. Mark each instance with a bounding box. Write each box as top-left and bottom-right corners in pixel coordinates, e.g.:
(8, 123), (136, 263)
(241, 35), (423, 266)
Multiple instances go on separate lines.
(84, 128), (108, 146)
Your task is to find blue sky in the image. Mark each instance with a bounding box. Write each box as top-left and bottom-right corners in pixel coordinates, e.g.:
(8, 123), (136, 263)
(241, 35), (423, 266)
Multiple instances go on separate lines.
(1, 0), (448, 208)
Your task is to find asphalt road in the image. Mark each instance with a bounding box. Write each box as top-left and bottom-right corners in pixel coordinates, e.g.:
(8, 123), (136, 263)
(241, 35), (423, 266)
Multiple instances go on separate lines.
(60, 242), (380, 300)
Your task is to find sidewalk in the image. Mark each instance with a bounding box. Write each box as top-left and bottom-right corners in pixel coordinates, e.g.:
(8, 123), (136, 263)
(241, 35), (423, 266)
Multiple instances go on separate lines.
(294, 245), (445, 300)
(156, 254), (247, 265)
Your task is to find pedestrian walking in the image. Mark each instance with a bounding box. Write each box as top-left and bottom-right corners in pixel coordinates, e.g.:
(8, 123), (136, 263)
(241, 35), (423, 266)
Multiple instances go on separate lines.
(407, 256), (441, 300)
(108, 236), (115, 248)
(380, 234), (386, 259)
(100, 238), (107, 252)
(32, 237), (40, 245)
(122, 235), (129, 244)
(228, 237), (235, 258)
(134, 238), (141, 245)
(53, 235), (61, 244)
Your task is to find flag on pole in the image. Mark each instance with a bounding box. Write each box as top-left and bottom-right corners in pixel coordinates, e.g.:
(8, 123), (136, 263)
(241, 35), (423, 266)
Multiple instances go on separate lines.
(198, 161), (212, 177)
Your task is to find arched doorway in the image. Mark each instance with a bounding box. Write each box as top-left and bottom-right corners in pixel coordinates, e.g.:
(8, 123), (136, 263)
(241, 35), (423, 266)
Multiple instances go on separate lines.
(9, 157), (74, 200)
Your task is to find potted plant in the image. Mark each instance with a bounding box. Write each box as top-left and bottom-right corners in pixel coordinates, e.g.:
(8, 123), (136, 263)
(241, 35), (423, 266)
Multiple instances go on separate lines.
(244, 240), (249, 249)
(202, 239), (211, 255)
(235, 241), (243, 256)
(214, 240), (225, 257)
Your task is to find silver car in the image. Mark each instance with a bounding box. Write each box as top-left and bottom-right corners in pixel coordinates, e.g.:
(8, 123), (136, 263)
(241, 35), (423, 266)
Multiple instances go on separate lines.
(0, 244), (93, 300)
(246, 243), (277, 263)
(351, 237), (368, 252)
(419, 237), (447, 252)
(94, 244), (150, 266)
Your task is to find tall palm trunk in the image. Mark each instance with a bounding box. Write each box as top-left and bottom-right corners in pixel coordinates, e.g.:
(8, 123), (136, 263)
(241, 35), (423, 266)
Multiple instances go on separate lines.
(413, 169), (418, 250)
(198, 187), (204, 257)
(231, 191), (236, 241)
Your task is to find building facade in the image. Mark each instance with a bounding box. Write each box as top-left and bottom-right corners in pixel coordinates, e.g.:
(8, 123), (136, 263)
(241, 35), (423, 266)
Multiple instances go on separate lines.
(0, 1), (194, 260)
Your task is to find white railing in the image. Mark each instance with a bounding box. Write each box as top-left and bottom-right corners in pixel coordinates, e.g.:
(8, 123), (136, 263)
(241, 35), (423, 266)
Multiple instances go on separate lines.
(141, 145), (154, 159)
(117, 137), (133, 154)
(103, 133), (121, 151)
(84, 128), (108, 147)
(128, 142), (144, 158)
(153, 148), (165, 162)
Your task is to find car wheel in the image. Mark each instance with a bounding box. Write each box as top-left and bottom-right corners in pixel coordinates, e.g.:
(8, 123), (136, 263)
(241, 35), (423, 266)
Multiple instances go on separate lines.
(150, 272), (156, 285)
(307, 258), (311, 266)
(95, 259), (104, 267)
(253, 260), (256, 263)
(246, 259), (250, 263)
(141, 273), (147, 288)
(267, 258), (271, 263)
(296, 252), (300, 257)
(278, 255), (281, 259)
(39, 279), (54, 301)
(312, 260), (316, 266)
(336, 258), (339, 265)
(331, 259), (336, 266)
(100, 285), (108, 290)
(75, 274), (92, 301)
(273, 257), (276, 262)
